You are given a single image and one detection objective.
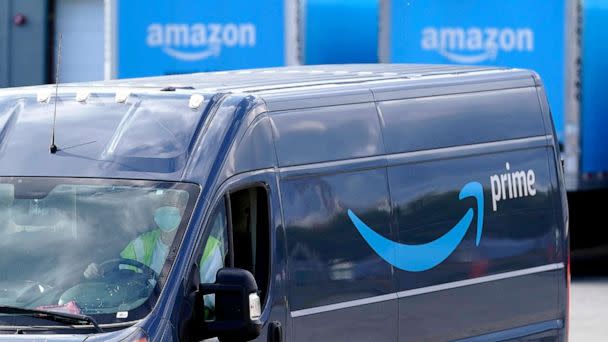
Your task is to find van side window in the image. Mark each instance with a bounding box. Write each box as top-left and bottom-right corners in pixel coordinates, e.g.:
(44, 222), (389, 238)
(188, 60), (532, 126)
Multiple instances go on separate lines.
(199, 200), (229, 322)
(200, 201), (229, 284)
(198, 186), (271, 318)
(229, 186), (270, 305)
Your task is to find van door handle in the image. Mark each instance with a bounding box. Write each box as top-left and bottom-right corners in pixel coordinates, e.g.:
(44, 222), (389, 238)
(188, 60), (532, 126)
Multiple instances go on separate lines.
(268, 321), (282, 342)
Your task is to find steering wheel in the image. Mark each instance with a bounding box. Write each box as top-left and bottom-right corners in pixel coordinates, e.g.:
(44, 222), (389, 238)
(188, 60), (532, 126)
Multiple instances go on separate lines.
(55, 259), (158, 311)
(98, 258), (158, 281)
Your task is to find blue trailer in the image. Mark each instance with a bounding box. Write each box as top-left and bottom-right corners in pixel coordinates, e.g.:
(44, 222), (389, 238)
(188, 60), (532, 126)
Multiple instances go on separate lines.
(580, 0), (608, 188)
(300, 0), (378, 64)
(105, 0), (299, 78)
(380, 0), (608, 192)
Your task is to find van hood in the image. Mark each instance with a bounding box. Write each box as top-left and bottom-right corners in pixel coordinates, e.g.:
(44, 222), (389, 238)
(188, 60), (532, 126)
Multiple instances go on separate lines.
(0, 325), (142, 342)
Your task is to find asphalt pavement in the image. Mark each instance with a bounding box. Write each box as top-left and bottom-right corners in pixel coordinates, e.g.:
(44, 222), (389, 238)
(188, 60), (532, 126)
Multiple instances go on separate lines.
(571, 277), (608, 341)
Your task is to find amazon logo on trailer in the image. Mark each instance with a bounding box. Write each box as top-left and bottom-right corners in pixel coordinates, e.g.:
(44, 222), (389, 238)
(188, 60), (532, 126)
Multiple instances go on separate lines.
(420, 27), (535, 64)
(146, 23), (257, 61)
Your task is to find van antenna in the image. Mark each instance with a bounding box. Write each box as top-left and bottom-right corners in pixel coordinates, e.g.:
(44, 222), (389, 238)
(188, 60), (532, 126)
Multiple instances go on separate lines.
(50, 33), (62, 154)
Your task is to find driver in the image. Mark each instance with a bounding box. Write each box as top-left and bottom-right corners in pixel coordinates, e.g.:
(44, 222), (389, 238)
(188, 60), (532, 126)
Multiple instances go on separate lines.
(84, 191), (223, 284)
(83, 191), (187, 279)
(83, 190), (225, 319)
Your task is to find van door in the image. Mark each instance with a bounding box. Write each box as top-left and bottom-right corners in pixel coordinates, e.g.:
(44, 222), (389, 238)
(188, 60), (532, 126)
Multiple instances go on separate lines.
(387, 150), (562, 341)
(376, 88), (563, 340)
(268, 102), (398, 341)
(188, 172), (288, 342)
(280, 168), (398, 342)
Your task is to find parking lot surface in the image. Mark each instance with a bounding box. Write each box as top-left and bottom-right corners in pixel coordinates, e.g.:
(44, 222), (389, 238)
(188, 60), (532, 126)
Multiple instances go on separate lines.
(571, 277), (608, 341)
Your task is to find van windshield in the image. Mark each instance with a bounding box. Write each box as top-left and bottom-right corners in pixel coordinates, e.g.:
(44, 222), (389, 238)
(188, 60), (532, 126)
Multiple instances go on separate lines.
(0, 177), (199, 326)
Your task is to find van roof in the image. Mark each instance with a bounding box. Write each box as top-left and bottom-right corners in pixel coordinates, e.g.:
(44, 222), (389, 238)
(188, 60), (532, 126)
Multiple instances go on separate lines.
(89, 64), (502, 91)
(1, 64), (506, 95)
(0, 64), (535, 182)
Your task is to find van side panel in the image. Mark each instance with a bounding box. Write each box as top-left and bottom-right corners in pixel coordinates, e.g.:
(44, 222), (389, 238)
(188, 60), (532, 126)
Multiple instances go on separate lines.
(270, 103), (383, 167)
(280, 169), (397, 342)
(374, 83), (564, 340)
(378, 87), (546, 154)
(262, 72), (565, 341)
(388, 147), (561, 340)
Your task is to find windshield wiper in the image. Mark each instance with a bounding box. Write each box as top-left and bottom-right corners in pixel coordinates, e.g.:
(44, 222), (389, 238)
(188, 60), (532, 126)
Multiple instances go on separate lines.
(0, 305), (103, 333)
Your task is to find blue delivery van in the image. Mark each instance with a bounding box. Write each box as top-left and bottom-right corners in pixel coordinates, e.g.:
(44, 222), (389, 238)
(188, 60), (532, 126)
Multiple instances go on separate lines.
(0, 65), (568, 341)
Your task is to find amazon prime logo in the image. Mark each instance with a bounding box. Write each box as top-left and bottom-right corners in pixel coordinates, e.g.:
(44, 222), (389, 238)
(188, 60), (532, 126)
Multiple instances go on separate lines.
(348, 182), (484, 272)
(147, 23), (257, 61)
(349, 164), (538, 273)
(421, 27), (534, 64)
(490, 162), (537, 212)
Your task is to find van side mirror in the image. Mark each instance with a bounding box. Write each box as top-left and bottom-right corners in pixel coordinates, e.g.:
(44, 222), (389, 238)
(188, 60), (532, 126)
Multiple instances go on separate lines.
(197, 268), (262, 341)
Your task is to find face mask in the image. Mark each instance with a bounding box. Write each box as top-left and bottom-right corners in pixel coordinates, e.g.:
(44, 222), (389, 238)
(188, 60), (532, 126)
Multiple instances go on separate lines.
(154, 206), (182, 232)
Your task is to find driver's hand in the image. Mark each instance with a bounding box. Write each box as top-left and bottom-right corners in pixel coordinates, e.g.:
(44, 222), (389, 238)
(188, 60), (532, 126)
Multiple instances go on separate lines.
(84, 263), (101, 279)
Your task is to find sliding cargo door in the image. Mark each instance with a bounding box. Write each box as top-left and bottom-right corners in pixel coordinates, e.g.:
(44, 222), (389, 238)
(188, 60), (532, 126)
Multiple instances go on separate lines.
(269, 103), (398, 342)
(387, 150), (562, 341)
(281, 168), (398, 342)
(377, 88), (564, 340)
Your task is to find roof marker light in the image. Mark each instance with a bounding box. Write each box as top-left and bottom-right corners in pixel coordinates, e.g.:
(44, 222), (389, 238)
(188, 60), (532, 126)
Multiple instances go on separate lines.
(115, 90), (130, 104)
(37, 89), (52, 103)
(189, 94), (205, 110)
(76, 90), (90, 103)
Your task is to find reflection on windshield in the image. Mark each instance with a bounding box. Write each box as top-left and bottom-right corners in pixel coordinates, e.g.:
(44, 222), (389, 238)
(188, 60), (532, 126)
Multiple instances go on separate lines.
(0, 178), (198, 325)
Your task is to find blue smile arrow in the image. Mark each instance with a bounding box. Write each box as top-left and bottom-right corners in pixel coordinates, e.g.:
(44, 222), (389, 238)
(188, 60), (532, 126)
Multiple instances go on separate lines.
(348, 181), (484, 272)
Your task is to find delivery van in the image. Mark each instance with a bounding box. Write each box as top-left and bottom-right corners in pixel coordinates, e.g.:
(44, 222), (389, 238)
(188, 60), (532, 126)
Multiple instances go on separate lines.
(0, 64), (568, 341)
